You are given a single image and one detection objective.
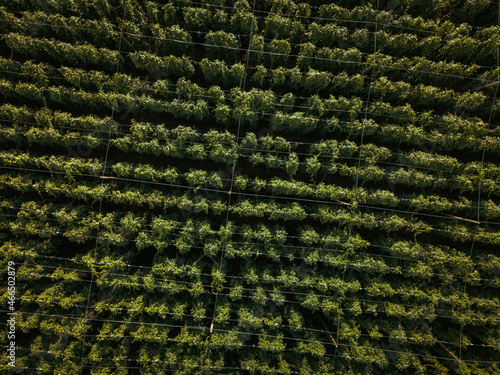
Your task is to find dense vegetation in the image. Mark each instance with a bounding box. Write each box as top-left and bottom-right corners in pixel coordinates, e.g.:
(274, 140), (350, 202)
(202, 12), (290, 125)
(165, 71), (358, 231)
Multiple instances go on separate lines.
(0, 0), (500, 373)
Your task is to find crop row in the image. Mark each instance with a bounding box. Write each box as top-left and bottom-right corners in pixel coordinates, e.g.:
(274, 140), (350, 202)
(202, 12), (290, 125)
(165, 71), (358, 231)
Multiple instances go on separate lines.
(1, 77), (498, 160)
(0, 106), (491, 180)
(3, 150), (500, 220)
(0, 56), (494, 139)
(2, 228), (497, 328)
(1, 1), (499, 373)
(3, 3), (499, 68)
(2, 106), (499, 204)
(1, 55), (494, 125)
(2, 171), (500, 250)
(5, 28), (499, 97)
(2, 237), (498, 375)
(2, 0), (496, 34)
(0, 198), (488, 276)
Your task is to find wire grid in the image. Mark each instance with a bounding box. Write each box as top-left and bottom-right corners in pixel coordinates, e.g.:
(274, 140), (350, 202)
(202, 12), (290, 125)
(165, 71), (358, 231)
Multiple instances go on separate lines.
(3, 25), (498, 84)
(10, 259), (500, 322)
(208, 0), (259, 356)
(3, 168), (500, 247)
(3, 0), (500, 44)
(77, 4), (128, 374)
(4, 309), (500, 369)
(5, 235), (498, 283)
(1, 1), (498, 372)
(3, 166), (500, 249)
(1, 141), (500, 192)
(459, 1), (500, 361)
(333, 0), (381, 366)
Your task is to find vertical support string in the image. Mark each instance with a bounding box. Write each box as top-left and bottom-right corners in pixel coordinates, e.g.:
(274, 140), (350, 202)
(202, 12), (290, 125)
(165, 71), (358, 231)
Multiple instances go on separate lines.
(459, 1), (500, 360)
(79, 4), (128, 373)
(333, 0), (380, 368)
(207, 0), (258, 356)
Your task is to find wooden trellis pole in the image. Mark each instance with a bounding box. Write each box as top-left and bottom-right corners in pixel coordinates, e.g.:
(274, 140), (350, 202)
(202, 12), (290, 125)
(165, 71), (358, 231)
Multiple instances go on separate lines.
(320, 319), (338, 349)
(473, 81), (500, 91)
(438, 341), (462, 364)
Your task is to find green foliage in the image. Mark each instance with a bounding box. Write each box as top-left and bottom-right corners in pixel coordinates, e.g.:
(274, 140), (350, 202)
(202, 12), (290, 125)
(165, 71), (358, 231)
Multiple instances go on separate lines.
(265, 39), (291, 68)
(232, 88), (276, 127)
(130, 52), (194, 79)
(1, 2), (499, 374)
(205, 30), (240, 63)
(307, 22), (348, 48)
(230, 9), (258, 36)
(183, 7), (212, 32)
(151, 24), (192, 56)
(264, 14), (304, 43)
(4, 33), (119, 70)
(297, 42), (316, 70)
(251, 64), (268, 87)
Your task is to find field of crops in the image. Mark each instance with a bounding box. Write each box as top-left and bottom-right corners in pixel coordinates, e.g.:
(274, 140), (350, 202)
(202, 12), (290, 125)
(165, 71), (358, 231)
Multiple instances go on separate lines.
(0, 0), (499, 373)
